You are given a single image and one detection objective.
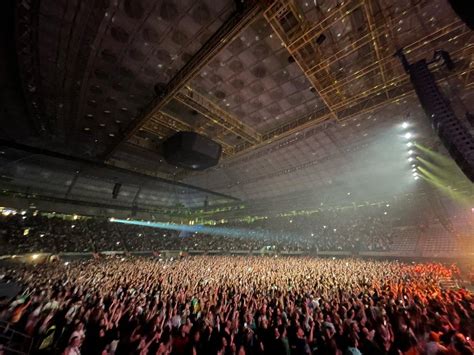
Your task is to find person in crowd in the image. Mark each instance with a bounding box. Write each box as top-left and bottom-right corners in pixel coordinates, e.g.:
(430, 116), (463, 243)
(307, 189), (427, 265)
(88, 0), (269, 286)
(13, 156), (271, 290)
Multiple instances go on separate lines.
(0, 256), (471, 354)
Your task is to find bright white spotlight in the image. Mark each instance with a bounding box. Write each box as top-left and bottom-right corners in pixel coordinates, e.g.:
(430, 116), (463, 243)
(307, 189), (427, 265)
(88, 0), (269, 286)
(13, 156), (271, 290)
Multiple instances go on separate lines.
(408, 157), (414, 162)
(404, 132), (412, 139)
(411, 164), (416, 167)
(402, 122), (409, 128)
(408, 150), (414, 155)
(412, 168), (417, 172)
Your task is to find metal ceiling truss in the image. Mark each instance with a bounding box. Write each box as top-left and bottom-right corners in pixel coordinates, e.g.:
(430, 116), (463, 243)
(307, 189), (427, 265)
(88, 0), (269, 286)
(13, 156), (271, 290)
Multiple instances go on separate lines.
(176, 87), (262, 144)
(231, 63), (472, 159)
(107, 0), (472, 172)
(165, 0), (472, 167)
(102, 0), (267, 159)
(264, 0), (471, 115)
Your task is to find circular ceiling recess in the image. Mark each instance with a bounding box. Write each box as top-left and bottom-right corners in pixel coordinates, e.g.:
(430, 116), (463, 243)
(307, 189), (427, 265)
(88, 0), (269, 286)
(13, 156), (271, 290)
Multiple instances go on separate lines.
(228, 38), (246, 54)
(191, 4), (210, 25)
(252, 43), (270, 59)
(87, 99), (98, 108)
(142, 27), (159, 43)
(110, 26), (130, 43)
(129, 48), (145, 61)
(90, 85), (103, 94)
(171, 30), (188, 45)
(231, 79), (245, 90)
(134, 80), (151, 92)
(94, 68), (109, 81)
(214, 90), (226, 99)
(112, 82), (126, 92)
(143, 66), (157, 77)
(250, 83), (264, 95)
(209, 74), (222, 84)
(155, 49), (170, 62)
(105, 97), (118, 106)
(119, 66), (134, 79)
(229, 60), (243, 72)
(160, 1), (179, 22)
(251, 65), (267, 78)
(101, 49), (118, 63)
(124, 0), (144, 19)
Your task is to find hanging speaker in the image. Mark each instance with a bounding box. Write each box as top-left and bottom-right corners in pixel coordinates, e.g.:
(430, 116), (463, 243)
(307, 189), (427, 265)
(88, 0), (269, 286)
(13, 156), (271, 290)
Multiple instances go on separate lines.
(448, 0), (474, 30)
(112, 183), (122, 199)
(408, 60), (474, 182)
(162, 131), (222, 170)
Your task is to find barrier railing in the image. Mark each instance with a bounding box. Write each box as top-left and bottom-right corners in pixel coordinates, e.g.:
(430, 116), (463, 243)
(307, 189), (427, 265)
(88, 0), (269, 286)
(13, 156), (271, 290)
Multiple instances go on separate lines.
(0, 321), (33, 354)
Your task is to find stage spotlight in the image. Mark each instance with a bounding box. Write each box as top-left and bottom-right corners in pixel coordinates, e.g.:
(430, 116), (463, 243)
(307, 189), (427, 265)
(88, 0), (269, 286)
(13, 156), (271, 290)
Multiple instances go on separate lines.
(402, 122), (409, 128)
(404, 132), (412, 139)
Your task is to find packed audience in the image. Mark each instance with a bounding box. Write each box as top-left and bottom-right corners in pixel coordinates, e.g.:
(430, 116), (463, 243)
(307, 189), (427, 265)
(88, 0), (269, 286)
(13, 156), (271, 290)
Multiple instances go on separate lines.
(0, 256), (472, 354)
(0, 208), (395, 255)
(232, 208), (394, 252)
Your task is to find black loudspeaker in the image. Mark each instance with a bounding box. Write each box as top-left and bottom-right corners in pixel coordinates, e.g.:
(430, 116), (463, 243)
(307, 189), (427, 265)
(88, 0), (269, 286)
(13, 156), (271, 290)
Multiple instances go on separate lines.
(448, 0), (474, 30)
(408, 60), (474, 182)
(162, 131), (222, 170)
(112, 183), (122, 199)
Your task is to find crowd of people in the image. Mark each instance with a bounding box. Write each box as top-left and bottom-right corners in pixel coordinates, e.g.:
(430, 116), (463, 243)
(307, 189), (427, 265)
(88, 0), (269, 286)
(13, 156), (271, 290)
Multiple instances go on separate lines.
(0, 256), (472, 354)
(0, 209), (396, 255)
(232, 207), (395, 252)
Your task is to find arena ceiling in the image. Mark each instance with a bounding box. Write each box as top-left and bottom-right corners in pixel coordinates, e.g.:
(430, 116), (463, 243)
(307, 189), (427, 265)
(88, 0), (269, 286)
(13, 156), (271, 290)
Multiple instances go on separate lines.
(1, 0), (473, 207)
